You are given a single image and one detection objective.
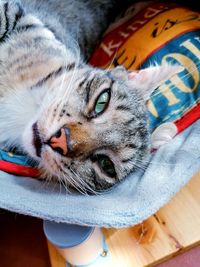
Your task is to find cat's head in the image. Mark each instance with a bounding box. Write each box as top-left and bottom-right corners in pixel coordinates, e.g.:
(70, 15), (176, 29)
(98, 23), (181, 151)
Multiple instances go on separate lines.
(22, 64), (180, 192)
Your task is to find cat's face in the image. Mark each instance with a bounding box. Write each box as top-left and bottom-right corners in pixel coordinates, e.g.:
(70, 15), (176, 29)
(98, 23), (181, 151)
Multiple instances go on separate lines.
(22, 64), (180, 192)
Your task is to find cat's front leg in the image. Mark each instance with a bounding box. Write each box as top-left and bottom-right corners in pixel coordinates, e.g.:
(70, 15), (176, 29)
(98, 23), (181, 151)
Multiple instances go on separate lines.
(0, 0), (24, 40)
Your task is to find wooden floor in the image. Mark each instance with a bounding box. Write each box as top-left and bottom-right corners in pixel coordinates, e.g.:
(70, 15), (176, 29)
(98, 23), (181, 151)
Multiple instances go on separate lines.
(48, 171), (200, 267)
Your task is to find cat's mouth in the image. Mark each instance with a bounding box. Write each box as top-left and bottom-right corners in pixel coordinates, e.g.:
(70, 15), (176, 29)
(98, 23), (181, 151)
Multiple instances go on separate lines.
(32, 122), (42, 157)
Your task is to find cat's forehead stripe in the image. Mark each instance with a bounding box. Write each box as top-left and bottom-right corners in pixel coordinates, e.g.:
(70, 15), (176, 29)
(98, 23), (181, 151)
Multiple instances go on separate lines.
(116, 105), (131, 111)
(124, 117), (135, 126)
(79, 72), (113, 104)
(85, 75), (97, 104)
(78, 74), (90, 89)
(78, 70), (94, 91)
(31, 65), (65, 89)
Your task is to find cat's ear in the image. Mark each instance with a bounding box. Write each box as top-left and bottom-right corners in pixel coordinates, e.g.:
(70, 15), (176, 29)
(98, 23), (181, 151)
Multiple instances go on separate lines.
(110, 65), (128, 80)
(128, 65), (184, 100)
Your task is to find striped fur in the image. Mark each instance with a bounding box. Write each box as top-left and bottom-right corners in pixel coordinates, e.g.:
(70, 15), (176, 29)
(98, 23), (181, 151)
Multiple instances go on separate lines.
(0, 0), (179, 192)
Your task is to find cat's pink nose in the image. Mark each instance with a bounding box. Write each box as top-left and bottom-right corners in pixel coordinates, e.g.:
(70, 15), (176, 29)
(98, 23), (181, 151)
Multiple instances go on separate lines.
(49, 128), (69, 156)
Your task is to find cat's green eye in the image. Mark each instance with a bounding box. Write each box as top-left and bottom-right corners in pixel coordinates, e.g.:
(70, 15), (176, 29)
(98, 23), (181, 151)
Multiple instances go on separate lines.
(91, 154), (116, 178)
(94, 89), (110, 115)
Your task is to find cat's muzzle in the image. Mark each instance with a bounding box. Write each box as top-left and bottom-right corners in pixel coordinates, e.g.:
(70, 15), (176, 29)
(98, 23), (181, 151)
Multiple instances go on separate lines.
(32, 123), (75, 157)
(48, 127), (70, 156)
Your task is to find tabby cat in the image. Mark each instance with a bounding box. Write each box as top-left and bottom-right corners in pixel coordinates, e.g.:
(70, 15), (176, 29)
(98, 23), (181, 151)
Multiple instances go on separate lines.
(0, 0), (179, 192)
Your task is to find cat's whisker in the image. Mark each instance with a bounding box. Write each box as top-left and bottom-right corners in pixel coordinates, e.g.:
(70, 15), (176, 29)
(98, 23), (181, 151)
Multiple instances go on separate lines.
(52, 63), (78, 121)
(171, 62), (200, 84)
(64, 172), (89, 195)
(58, 170), (83, 194)
(150, 61), (200, 98)
(60, 44), (81, 104)
(41, 175), (52, 189)
(52, 145), (99, 195)
(59, 176), (71, 194)
(105, 49), (119, 71)
(69, 169), (93, 194)
(67, 173), (88, 194)
(69, 167), (100, 195)
(57, 162), (89, 195)
(36, 169), (57, 192)
(132, 161), (148, 172)
(137, 50), (143, 70)
(53, 72), (69, 118)
(60, 174), (75, 193)
(33, 70), (68, 127)
(62, 65), (78, 100)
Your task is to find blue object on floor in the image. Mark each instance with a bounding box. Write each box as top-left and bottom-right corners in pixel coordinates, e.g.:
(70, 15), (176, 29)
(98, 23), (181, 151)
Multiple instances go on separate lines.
(43, 221), (94, 248)
(0, 120), (200, 227)
(43, 221), (109, 267)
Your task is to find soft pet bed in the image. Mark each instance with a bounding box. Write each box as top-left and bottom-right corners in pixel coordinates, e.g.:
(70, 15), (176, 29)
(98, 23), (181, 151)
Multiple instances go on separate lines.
(0, 1), (200, 228)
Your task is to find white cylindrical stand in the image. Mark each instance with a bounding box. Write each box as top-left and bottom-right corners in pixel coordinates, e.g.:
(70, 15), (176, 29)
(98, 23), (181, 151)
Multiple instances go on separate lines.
(43, 221), (106, 266)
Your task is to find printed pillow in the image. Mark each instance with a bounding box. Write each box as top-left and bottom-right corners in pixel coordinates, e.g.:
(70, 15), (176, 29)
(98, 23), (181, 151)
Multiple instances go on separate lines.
(90, 1), (200, 148)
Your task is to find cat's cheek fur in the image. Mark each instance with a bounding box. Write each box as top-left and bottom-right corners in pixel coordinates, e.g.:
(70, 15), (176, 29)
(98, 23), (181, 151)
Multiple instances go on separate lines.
(22, 124), (39, 160)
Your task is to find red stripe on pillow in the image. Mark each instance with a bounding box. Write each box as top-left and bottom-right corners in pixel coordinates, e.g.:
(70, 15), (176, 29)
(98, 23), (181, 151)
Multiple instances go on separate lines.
(0, 160), (40, 178)
(175, 102), (200, 134)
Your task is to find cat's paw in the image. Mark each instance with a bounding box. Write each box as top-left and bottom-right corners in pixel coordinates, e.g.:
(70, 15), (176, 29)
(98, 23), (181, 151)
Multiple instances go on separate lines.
(0, 0), (24, 39)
